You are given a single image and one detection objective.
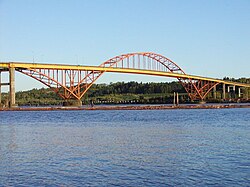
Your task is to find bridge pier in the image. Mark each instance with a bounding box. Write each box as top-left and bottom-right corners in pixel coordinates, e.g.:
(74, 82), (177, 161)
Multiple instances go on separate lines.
(176, 92), (179, 106)
(228, 85), (235, 93)
(173, 92), (179, 106)
(173, 92), (176, 106)
(62, 100), (82, 107)
(9, 67), (16, 108)
(213, 86), (216, 99)
(223, 83), (226, 100)
(228, 85), (236, 99)
(0, 70), (11, 107)
(0, 71), (1, 104)
(238, 87), (242, 98)
(247, 88), (249, 100)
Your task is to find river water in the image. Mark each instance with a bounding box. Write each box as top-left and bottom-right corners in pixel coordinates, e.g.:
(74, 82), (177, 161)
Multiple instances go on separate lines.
(0, 108), (249, 186)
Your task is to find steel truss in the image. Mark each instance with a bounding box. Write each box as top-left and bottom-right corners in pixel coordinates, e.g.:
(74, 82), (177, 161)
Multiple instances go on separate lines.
(17, 52), (219, 101)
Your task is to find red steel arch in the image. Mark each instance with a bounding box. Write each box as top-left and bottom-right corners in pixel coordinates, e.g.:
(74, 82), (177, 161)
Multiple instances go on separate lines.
(16, 52), (218, 101)
(75, 52), (187, 99)
(70, 52), (217, 101)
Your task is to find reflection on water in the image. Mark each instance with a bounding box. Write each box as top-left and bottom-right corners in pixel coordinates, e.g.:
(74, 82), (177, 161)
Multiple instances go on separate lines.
(0, 109), (250, 186)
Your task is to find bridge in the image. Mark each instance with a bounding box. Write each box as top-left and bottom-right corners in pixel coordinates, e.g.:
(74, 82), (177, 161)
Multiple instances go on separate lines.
(0, 52), (249, 107)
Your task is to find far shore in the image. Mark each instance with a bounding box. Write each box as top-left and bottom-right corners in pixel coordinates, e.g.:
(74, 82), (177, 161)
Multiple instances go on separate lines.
(1, 103), (250, 111)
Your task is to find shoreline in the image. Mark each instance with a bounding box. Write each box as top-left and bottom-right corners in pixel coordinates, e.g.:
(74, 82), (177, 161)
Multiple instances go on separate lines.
(1, 104), (250, 111)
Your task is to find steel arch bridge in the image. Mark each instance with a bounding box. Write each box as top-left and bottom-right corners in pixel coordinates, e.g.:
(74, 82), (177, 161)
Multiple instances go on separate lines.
(1, 52), (250, 105)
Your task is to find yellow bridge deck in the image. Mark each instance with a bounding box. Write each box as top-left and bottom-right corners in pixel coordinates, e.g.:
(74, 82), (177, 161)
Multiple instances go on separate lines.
(0, 62), (249, 88)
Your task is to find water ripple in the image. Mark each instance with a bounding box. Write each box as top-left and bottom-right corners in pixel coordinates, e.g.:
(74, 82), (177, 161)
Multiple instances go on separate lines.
(0, 108), (249, 186)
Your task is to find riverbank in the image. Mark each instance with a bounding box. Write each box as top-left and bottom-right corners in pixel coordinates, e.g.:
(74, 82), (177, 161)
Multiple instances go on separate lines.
(1, 104), (250, 111)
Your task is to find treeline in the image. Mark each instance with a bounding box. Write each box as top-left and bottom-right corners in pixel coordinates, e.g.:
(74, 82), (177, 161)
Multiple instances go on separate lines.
(1, 77), (249, 106)
(15, 88), (61, 106)
(88, 81), (185, 97)
(10, 81), (185, 106)
(223, 77), (250, 84)
(85, 81), (187, 105)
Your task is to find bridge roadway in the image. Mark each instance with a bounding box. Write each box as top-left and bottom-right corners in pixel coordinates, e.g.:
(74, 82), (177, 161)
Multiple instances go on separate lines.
(0, 62), (250, 88)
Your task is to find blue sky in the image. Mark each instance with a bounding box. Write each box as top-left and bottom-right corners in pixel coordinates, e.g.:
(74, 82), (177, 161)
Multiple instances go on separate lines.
(0, 0), (250, 91)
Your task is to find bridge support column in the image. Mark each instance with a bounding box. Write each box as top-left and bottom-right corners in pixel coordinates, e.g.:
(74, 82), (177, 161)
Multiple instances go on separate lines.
(62, 100), (82, 107)
(228, 85), (236, 99)
(176, 92), (179, 106)
(247, 88), (249, 100)
(173, 92), (179, 106)
(213, 86), (216, 99)
(223, 84), (226, 100)
(9, 67), (16, 108)
(238, 88), (241, 98)
(173, 92), (176, 106)
(228, 85), (235, 93)
(0, 71), (1, 104)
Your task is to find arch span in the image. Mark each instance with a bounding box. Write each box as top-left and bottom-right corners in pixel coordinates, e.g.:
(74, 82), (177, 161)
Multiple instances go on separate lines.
(11, 52), (222, 101)
(71, 52), (213, 101)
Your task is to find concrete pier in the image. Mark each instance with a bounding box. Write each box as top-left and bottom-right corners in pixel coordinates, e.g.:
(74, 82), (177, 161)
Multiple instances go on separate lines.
(223, 84), (226, 100)
(62, 100), (82, 107)
(173, 92), (176, 106)
(247, 88), (249, 100)
(238, 87), (241, 98)
(9, 67), (16, 107)
(213, 86), (216, 99)
(176, 92), (179, 106)
(228, 85), (235, 93)
(0, 72), (1, 104)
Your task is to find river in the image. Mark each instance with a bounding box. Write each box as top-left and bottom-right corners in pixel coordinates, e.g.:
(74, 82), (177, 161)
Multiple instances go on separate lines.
(0, 108), (249, 186)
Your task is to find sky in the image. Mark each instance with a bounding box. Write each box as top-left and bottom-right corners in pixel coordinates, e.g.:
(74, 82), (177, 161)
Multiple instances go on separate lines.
(0, 0), (250, 91)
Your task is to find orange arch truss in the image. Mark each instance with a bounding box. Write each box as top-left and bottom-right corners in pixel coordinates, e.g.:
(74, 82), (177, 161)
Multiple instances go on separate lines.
(16, 52), (219, 101)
